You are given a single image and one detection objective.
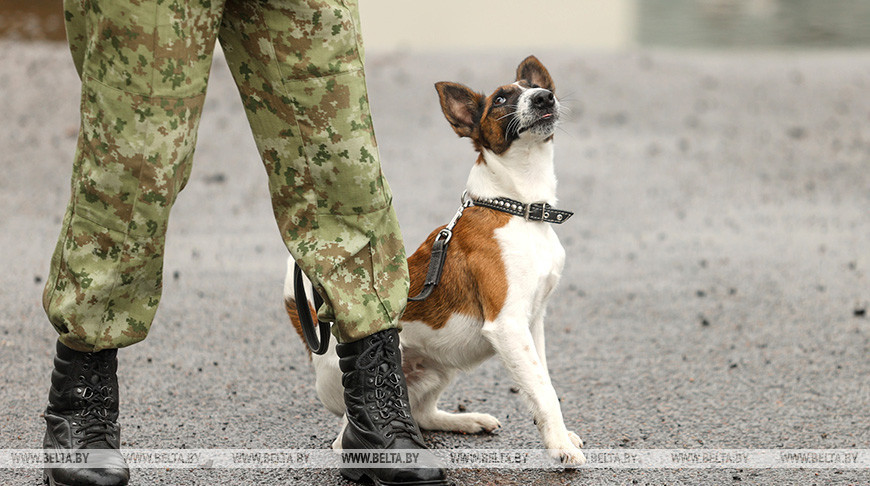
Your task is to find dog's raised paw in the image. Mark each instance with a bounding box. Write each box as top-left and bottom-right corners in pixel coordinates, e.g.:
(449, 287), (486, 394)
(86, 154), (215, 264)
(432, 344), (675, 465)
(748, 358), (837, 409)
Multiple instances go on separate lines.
(422, 411), (502, 434)
(568, 431), (584, 448)
(455, 412), (502, 434)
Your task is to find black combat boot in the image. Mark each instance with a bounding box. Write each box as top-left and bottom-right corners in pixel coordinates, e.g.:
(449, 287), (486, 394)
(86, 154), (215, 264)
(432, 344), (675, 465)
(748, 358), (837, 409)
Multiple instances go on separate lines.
(43, 340), (129, 486)
(336, 328), (449, 486)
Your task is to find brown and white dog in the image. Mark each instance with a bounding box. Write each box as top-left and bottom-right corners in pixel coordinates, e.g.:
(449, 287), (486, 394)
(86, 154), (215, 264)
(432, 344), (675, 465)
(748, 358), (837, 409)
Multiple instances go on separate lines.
(284, 56), (585, 465)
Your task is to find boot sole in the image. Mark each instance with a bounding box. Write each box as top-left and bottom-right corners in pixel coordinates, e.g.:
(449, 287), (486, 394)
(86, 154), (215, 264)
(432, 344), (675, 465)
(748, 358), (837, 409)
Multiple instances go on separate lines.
(340, 467), (450, 486)
(44, 469), (128, 486)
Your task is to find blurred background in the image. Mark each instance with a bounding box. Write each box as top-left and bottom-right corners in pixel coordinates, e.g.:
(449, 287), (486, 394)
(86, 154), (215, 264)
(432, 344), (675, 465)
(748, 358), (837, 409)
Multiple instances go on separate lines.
(3, 0), (870, 50)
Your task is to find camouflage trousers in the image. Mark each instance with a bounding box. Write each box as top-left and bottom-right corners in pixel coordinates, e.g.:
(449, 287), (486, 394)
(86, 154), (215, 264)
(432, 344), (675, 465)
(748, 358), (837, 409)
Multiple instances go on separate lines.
(43, 0), (410, 352)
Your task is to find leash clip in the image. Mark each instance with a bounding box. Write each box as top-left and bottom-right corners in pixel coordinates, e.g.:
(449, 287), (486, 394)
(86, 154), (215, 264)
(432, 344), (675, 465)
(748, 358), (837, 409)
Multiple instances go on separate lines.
(460, 190), (473, 207)
(444, 195), (472, 234)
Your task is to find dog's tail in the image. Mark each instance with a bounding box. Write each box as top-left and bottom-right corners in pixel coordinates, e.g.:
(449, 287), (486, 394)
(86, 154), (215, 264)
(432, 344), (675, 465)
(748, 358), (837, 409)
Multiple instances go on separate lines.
(283, 256), (317, 359)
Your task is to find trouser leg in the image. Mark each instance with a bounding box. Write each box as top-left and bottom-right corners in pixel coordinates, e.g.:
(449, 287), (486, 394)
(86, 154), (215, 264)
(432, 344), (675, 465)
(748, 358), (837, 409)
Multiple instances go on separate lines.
(44, 0), (225, 352)
(218, 0), (409, 343)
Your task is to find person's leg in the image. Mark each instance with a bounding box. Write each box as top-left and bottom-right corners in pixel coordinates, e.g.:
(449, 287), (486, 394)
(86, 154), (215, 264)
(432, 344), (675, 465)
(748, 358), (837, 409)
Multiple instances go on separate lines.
(217, 0), (408, 344)
(218, 1), (445, 484)
(45, 0), (224, 352)
(43, 1), (223, 485)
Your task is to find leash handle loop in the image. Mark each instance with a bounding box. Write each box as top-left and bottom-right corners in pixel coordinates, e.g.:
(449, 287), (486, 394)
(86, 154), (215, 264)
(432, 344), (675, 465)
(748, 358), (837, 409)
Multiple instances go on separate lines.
(293, 263), (332, 355)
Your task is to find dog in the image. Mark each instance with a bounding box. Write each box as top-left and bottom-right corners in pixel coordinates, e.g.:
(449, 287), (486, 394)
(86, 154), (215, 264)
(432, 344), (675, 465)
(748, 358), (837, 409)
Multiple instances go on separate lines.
(284, 56), (585, 465)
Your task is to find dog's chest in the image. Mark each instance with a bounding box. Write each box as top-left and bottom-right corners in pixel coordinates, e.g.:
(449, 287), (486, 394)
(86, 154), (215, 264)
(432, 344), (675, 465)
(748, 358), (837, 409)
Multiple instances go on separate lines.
(494, 217), (566, 312)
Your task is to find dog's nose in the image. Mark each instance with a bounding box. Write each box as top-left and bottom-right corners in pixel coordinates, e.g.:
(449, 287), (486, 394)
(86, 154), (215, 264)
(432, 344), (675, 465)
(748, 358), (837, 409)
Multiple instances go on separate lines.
(531, 90), (555, 109)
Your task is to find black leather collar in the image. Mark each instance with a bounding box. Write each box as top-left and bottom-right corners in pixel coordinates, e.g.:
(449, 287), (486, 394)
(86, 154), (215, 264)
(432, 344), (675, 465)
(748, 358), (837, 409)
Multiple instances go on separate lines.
(472, 196), (573, 224)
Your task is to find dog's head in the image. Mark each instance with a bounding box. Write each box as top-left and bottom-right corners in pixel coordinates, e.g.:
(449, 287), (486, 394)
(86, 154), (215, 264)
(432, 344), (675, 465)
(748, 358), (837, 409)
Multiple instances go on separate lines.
(435, 56), (559, 155)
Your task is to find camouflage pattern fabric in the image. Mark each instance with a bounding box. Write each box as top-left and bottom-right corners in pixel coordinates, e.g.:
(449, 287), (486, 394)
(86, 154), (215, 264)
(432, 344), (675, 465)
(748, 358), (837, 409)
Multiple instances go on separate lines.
(44, 0), (409, 351)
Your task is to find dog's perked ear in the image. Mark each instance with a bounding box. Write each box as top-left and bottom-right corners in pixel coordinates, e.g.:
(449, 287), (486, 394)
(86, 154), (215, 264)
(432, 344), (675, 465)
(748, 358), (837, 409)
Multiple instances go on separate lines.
(516, 55), (555, 93)
(435, 82), (483, 138)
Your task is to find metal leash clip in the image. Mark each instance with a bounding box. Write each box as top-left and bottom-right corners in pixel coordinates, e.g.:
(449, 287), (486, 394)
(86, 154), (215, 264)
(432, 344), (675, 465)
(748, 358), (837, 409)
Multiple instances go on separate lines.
(435, 192), (473, 245)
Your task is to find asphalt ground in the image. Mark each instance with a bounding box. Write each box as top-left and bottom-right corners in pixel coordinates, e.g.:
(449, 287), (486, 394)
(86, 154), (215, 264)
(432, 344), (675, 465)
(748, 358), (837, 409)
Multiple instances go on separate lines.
(1, 43), (869, 485)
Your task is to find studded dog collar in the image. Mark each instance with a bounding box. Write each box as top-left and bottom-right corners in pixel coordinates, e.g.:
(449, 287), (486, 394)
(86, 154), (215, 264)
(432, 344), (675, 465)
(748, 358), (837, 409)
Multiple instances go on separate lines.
(472, 196), (573, 224)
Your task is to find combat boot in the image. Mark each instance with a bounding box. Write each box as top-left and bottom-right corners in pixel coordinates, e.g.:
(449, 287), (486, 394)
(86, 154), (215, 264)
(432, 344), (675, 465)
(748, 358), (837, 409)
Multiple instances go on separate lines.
(43, 340), (129, 486)
(336, 328), (449, 486)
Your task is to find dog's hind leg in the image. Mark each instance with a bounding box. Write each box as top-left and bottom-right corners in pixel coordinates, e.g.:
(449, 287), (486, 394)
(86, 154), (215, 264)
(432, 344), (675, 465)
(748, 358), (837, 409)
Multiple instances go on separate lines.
(408, 364), (501, 434)
(332, 415), (348, 451)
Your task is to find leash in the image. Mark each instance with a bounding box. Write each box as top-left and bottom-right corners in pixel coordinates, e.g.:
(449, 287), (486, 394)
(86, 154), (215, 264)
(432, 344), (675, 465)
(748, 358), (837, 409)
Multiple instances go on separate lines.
(293, 264), (332, 355)
(408, 192), (474, 301)
(294, 192), (574, 352)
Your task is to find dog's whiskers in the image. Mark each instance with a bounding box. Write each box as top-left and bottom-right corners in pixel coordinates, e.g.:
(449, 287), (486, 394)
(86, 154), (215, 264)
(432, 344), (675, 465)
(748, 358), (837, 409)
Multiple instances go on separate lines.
(504, 116), (523, 141)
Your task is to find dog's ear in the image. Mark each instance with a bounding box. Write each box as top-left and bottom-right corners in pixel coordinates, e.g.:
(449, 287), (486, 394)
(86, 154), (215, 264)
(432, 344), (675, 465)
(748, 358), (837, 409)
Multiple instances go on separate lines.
(516, 55), (555, 93)
(435, 82), (483, 138)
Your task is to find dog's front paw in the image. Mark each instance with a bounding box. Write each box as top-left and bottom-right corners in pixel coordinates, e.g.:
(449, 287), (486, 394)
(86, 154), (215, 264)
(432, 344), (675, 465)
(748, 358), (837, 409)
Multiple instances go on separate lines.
(549, 446), (586, 466)
(567, 430), (584, 448)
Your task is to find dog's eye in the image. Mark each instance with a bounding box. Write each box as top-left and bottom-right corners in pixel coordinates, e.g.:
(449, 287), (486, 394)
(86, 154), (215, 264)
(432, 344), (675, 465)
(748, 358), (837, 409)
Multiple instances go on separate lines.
(494, 96), (507, 105)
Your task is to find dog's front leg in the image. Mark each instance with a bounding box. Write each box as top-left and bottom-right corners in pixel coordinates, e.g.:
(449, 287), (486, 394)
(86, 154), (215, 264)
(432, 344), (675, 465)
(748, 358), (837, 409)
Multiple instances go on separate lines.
(530, 313), (549, 380)
(483, 318), (585, 465)
(530, 312), (584, 451)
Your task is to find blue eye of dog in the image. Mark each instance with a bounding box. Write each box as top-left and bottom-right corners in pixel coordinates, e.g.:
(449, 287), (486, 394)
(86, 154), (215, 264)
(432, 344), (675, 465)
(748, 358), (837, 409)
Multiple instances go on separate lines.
(494, 96), (506, 105)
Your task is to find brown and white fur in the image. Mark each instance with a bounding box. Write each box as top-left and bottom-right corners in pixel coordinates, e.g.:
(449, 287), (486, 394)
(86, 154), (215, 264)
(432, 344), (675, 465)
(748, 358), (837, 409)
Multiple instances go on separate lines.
(284, 56), (585, 465)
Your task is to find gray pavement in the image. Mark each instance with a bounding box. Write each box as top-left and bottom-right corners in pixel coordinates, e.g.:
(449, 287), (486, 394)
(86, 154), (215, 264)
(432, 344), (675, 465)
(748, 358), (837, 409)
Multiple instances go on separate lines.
(1, 43), (869, 485)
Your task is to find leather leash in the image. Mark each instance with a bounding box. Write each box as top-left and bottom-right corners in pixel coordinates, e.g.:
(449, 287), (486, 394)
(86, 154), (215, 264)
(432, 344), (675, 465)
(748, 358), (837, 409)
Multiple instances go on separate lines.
(408, 194), (473, 301)
(293, 264), (332, 355)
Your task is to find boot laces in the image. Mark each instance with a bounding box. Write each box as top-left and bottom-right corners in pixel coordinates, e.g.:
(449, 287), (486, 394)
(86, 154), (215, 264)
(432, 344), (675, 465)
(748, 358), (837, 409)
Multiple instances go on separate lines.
(72, 353), (117, 446)
(355, 333), (417, 439)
